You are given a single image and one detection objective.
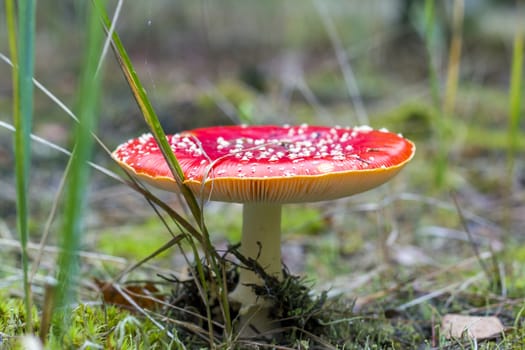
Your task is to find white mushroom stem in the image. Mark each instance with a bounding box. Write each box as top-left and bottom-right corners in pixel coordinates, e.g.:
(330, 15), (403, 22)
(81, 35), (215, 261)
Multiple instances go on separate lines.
(229, 202), (282, 334)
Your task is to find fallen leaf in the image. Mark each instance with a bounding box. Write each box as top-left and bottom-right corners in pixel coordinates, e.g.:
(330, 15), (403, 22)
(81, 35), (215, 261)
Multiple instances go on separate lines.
(94, 279), (165, 310)
(441, 314), (505, 340)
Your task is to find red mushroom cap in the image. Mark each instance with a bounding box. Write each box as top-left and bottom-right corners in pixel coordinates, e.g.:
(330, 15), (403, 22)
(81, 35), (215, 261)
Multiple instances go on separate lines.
(113, 124), (415, 203)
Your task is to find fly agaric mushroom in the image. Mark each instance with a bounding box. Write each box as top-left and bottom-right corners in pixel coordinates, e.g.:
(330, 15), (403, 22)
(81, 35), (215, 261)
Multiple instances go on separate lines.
(112, 124), (415, 334)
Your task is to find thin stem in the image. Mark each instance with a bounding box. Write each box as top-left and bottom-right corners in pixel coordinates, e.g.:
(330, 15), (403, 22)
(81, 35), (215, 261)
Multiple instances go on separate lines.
(240, 202), (283, 284)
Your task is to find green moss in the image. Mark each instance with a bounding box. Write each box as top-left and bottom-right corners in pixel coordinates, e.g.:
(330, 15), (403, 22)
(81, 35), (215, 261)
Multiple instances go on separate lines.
(305, 70), (349, 103)
(456, 84), (516, 125)
(304, 235), (353, 280)
(511, 245), (525, 262)
(196, 79), (257, 124)
(0, 297), (39, 347)
(47, 304), (172, 349)
(206, 204), (325, 243)
(205, 204), (243, 242)
(376, 102), (436, 141)
(97, 219), (172, 259)
(282, 204), (325, 236)
(465, 126), (525, 150)
(505, 245), (525, 298)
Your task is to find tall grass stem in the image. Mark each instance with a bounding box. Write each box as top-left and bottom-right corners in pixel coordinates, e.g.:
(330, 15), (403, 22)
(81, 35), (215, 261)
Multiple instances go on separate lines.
(437, 0), (464, 188)
(7, 0), (37, 332)
(422, 0), (448, 188)
(443, 0), (464, 117)
(93, 0), (232, 342)
(423, 0), (440, 108)
(53, 0), (103, 325)
(507, 9), (523, 182)
(506, 4), (523, 235)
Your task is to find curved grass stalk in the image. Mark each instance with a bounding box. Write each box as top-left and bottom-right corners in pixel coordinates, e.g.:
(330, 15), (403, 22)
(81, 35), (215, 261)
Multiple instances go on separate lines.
(92, 1), (233, 343)
(53, 0), (104, 332)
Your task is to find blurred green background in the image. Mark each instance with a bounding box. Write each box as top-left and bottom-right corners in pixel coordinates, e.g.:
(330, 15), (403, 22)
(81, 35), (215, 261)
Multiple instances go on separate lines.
(0, 0), (523, 278)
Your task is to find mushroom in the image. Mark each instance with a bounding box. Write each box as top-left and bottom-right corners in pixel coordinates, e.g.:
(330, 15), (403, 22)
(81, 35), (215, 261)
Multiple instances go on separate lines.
(112, 124), (415, 334)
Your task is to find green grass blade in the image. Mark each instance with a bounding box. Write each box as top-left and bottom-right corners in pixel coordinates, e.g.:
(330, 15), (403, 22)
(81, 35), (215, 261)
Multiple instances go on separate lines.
(91, 0), (206, 232)
(423, 0), (440, 108)
(443, 0), (463, 118)
(505, 10), (523, 234)
(53, 1), (103, 321)
(422, 0), (462, 189)
(439, 0), (463, 189)
(92, 1), (184, 181)
(422, 0), (446, 188)
(5, 1), (18, 100)
(7, 0), (37, 332)
(508, 16), (523, 174)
